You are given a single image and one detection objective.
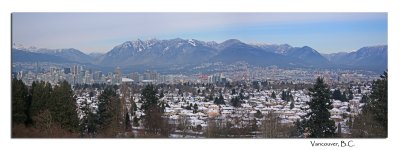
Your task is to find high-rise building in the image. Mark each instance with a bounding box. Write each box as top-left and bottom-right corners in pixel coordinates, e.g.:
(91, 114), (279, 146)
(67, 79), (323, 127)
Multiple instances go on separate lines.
(114, 67), (122, 85)
(72, 65), (79, 75)
(64, 67), (71, 74)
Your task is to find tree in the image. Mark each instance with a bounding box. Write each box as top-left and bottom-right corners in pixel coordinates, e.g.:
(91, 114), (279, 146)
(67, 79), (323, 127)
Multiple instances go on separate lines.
(360, 95), (368, 103)
(140, 84), (164, 135)
(30, 81), (52, 118)
(301, 77), (336, 138)
(352, 71), (387, 137)
(239, 92), (245, 100)
(214, 93), (225, 105)
(133, 116), (139, 127)
(347, 106), (351, 112)
(50, 80), (80, 132)
(348, 90), (354, 100)
(97, 86), (121, 136)
(86, 111), (98, 137)
(231, 89), (236, 95)
(281, 91), (287, 101)
(341, 91), (348, 102)
(193, 103), (199, 113)
(159, 90), (164, 98)
(231, 97), (241, 107)
(130, 97), (138, 113)
(12, 78), (29, 124)
(331, 89), (342, 100)
(219, 93), (225, 104)
(125, 112), (131, 131)
(255, 110), (263, 119)
(290, 100), (295, 109)
(271, 91), (276, 99)
(294, 119), (306, 138)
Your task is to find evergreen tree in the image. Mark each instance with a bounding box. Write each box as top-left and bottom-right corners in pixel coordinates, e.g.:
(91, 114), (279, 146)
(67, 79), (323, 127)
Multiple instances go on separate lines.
(125, 112), (131, 131)
(133, 116), (139, 127)
(331, 89), (342, 100)
(255, 110), (263, 119)
(97, 86), (119, 132)
(231, 97), (241, 107)
(80, 97), (98, 137)
(213, 97), (219, 105)
(352, 71), (387, 137)
(208, 94), (214, 101)
(50, 80), (79, 131)
(348, 90), (354, 100)
(239, 92), (244, 100)
(214, 93), (225, 105)
(281, 91), (286, 101)
(140, 84), (163, 135)
(302, 77), (336, 138)
(30, 81), (52, 117)
(130, 97), (138, 113)
(86, 111), (98, 136)
(219, 93), (225, 104)
(12, 78), (29, 124)
(159, 90), (164, 98)
(341, 91), (348, 102)
(290, 100), (295, 109)
(271, 91), (276, 99)
(294, 119), (306, 138)
(360, 95), (368, 103)
(193, 103), (198, 113)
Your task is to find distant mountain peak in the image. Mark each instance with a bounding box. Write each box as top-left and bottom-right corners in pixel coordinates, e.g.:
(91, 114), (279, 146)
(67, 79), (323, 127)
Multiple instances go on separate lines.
(13, 39), (387, 73)
(187, 39), (196, 46)
(222, 39), (242, 44)
(120, 41), (134, 48)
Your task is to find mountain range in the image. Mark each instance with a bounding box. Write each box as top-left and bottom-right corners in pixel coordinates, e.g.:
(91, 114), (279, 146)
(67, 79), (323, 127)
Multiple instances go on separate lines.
(12, 39), (388, 73)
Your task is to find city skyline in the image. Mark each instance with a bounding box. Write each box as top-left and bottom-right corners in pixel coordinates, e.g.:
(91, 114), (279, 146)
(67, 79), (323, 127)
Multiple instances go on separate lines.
(12, 13), (387, 54)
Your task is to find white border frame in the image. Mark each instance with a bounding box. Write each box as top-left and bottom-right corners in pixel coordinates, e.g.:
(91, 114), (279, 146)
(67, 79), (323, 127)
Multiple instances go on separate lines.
(1, 1), (398, 150)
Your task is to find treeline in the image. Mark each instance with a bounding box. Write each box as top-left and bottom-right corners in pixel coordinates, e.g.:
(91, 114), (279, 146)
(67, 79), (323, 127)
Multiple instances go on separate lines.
(12, 79), (79, 137)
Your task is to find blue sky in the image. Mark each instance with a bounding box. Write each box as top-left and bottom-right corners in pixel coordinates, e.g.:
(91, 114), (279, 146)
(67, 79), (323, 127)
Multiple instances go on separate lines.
(12, 13), (387, 54)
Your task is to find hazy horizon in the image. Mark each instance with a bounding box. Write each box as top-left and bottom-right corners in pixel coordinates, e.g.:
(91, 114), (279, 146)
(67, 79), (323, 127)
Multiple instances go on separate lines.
(12, 13), (387, 54)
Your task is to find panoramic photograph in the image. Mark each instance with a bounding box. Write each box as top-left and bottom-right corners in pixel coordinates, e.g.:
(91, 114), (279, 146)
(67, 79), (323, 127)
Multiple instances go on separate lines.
(11, 13), (387, 138)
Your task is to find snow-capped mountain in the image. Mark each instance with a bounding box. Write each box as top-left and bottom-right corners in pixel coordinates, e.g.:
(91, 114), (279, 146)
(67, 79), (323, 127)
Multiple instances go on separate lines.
(323, 45), (387, 71)
(253, 43), (293, 54)
(98, 38), (218, 67)
(12, 45), (93, 64)
(254, 44), (329, 66)
(12, 48), (72, 63)
(12, 39), (387, 72)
